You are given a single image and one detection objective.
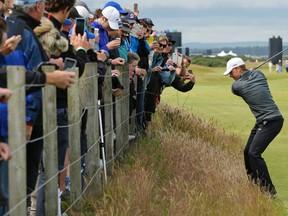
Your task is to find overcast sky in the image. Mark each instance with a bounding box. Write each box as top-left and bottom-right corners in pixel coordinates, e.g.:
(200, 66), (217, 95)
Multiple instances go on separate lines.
(84, 0), (288, 44)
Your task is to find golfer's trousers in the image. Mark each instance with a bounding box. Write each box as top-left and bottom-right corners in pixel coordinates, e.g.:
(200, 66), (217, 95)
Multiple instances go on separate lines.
(244, 117), (284, 192)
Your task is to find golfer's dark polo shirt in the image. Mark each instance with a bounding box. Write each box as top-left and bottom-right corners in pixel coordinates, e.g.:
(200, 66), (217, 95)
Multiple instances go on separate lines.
(232, 70), (282, 124)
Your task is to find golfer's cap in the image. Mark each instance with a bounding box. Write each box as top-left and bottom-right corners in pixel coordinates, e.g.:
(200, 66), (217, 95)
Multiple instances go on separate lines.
(102, 6), (120, 30)
(223, 57), (245, 76)
(103, 1), (128, 15)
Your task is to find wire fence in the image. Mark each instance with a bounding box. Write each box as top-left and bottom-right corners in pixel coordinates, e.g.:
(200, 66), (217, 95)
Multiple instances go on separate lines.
(3, 62), (143, 215)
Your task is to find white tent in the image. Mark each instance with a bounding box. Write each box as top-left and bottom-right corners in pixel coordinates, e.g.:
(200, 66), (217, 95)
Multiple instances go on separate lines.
(227, 50), (237, 56)
(217, 50), (227, 57)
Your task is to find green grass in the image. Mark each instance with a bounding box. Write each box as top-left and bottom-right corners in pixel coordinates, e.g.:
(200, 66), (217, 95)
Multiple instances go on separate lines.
(77, 104), (284, 215)
(161, 62), (288, 211)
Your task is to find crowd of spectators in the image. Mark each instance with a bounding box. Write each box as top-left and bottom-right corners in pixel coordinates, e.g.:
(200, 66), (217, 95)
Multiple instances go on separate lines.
(0, 0), (196, 215)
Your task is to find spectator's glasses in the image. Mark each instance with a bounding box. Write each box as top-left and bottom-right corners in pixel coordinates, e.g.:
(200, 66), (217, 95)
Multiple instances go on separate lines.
(158, 43), (167, 48)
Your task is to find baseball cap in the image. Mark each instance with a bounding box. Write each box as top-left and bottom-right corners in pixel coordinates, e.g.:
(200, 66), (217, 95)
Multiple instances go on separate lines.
(223, 57), (245, 76)
(68, 7), (82, 19)
(102, 6), (120, 30)
(75, 0), (93, 14)
(167, 36), (176, 46)
(103, 1), (128, 15)
(63, 19), (73, 26)
(119, 18), (130, 33)
(75, 5), (94, 19)
(140, 18), (154, 26)
(14, 0), (44, 5)
(84, 28), (95, 39)
(122, 11), (137, 24)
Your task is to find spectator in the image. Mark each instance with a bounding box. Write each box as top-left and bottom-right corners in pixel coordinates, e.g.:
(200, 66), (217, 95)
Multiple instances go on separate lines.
(0, 14), (75, 215)
(144, 34), (167, 129)
(127, 52), (140, 119)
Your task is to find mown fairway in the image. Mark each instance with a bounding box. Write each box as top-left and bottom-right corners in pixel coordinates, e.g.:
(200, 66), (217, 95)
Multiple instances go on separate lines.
(161, 62), (288, 210)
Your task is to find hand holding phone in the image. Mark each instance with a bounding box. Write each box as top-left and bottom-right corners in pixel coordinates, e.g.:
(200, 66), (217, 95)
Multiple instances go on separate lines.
(130, 23), (142, 38)
(134, 3), (139, 14)
(64, 58), (77, 71)
(94, 28), (99, 37)
(75, 18), (85, 36)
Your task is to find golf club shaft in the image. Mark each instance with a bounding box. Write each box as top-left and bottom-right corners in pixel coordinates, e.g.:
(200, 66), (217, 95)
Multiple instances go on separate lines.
(254, 46), (288, 70)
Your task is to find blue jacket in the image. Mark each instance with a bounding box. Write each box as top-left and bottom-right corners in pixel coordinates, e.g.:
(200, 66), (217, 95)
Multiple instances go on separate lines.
(91, 21), (110, 53)
(0, 18), (44, 136)
(130, 36), (150, 54)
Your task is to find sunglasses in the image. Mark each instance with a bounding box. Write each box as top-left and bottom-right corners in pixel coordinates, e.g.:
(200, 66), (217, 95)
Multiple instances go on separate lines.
(158, 43), (167, 48)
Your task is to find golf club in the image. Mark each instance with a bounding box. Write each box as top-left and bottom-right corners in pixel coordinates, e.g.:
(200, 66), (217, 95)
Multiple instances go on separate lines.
(253, 46), (288, 70)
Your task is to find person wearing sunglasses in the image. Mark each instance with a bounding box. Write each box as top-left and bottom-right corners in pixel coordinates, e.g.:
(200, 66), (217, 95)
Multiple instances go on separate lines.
(144, 34), (168, 129)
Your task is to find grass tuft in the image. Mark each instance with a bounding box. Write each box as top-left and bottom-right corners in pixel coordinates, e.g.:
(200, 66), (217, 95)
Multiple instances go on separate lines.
(75, 105), (284, 216)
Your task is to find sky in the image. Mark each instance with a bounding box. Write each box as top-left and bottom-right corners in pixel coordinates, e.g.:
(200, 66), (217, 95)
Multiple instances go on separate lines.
(84, 0), (288, 44)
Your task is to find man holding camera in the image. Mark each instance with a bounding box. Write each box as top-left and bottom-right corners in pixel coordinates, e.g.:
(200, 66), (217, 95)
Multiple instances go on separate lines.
(223, 57), (283, 197)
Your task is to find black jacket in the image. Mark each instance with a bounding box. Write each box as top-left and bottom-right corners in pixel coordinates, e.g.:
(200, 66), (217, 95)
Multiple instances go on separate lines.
(44, 13), (88, 108)
(0, 66), (46, 94)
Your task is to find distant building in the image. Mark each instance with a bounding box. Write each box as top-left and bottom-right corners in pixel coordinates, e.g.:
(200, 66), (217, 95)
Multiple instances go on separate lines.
(185, 47), (189, 56)
(206, 49), (212, 55)
(269, 36), (282, 65)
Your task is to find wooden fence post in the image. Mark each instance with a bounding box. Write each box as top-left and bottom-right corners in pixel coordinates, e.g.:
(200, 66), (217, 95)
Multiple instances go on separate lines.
(121, 65), (130, 150)
(103, 66), (113, 177)
(81, 63), (101, 194)
(7, 66), (26, 216)
(68, 68), (82, 210)
(41, 66), (58, 216)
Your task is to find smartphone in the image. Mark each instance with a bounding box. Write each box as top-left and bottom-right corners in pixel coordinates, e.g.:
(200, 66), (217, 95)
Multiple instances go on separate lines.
(75, 18), (86, 36)
(177, 55), (183, 65)
(130, 23), (142, 38)
(6, 17), (25, 37)
(94, 28), (99, 37)
(172, 53), (178, 64)
(188, 70), (193, 74)
(64, 58), (77, 71)
(134, 3), (138, 12)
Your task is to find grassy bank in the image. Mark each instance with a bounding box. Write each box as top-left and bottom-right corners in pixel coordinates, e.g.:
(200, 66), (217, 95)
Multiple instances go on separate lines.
(77, 105), (284, 216)
(161, 62), (288, 212)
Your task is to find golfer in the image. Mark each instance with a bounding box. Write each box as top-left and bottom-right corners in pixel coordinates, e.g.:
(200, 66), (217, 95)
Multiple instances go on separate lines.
(223, 57), (284, 197)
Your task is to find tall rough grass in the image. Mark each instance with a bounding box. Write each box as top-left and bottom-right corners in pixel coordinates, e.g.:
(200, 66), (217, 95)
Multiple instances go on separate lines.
(78, 104), (284, 216)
